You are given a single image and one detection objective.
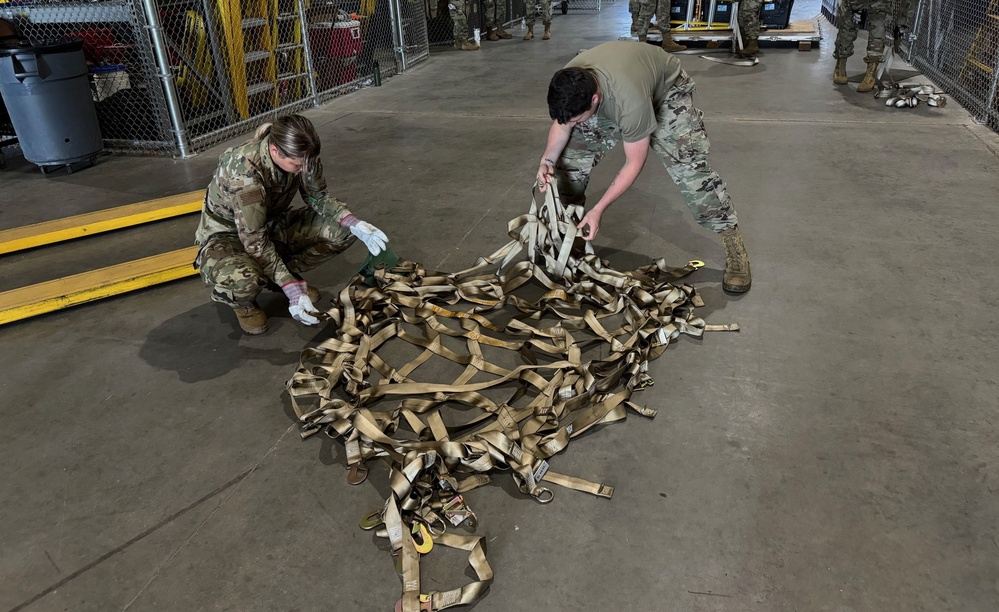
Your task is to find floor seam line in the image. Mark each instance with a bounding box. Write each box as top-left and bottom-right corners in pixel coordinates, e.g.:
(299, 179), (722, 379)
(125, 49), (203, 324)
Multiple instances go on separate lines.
(118, 423), (296, 611)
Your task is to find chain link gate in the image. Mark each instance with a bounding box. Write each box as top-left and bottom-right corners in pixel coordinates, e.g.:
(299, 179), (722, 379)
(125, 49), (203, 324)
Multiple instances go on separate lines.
(905, 0), (999, 132)
(1, 0), (178, 154)
(0, 0), (431, 160)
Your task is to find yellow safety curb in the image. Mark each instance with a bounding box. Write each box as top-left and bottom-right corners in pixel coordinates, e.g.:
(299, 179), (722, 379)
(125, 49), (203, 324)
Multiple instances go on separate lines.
(0, 190), (204, 255)
(0, 246), (200, 325)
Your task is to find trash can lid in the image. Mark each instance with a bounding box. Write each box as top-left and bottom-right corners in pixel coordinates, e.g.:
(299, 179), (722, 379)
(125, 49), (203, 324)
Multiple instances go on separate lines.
(0, 38), (83, 57)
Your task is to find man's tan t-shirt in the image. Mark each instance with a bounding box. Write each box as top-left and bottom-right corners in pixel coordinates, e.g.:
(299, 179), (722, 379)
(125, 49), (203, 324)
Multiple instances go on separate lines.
(565, 41), (683, 142)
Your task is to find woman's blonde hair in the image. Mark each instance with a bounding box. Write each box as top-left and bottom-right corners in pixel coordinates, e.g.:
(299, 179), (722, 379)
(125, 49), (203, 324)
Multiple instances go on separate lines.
(250, 114), (321, 173)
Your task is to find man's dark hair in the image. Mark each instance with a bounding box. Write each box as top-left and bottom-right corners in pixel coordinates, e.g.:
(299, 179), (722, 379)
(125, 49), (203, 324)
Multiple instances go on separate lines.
(547, 68), (597, 124)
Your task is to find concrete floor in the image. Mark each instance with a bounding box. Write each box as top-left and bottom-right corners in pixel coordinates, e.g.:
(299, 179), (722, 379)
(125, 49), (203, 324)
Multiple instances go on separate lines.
(3, 3), (999, 611)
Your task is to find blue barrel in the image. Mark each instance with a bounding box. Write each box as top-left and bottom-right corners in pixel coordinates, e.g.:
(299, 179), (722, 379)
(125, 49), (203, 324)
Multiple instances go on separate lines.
(0, 39), (103, 168)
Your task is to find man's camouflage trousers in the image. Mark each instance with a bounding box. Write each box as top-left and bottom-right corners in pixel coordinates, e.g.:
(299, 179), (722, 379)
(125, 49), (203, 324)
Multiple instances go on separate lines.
(553, 70), (738, 234)
(195, 206), (356, 307)
(833, 0), (889, 60)
(448, 0), (474, 43)
(738, 0), (764, 40)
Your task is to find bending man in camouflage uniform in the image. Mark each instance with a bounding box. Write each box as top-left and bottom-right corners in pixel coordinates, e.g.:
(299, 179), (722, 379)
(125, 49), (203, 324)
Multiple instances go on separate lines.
(194, 114), (389, 335)
(448, 0), (480, 50)
(634, 0), (686, 52)
(737, 0), (763, 55)
(482, 0), (513, 40)
(538, 42), (751, 293)
(833, 0), (889, 92)
(522, 0), (552, 40)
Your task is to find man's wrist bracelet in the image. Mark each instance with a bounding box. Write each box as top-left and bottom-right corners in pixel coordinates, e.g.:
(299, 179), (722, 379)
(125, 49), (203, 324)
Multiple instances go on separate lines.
(543, 158), (556, 165)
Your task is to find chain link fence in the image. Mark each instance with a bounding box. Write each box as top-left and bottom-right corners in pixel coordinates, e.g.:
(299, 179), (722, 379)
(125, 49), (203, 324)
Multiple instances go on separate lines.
(0, 0), (431, 160)
(906, 0), (999, 132)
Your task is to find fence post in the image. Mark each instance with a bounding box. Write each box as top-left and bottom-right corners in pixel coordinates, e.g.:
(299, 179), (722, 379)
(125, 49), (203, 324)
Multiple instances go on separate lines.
(297, 0), (321, 106)
(388, 0), (408, 72)
(140, 0), (192, 157)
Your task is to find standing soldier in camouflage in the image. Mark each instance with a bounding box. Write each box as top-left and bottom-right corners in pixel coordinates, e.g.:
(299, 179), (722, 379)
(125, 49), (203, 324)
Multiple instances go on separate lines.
(448, 0), (480, 50)
(833, 0), (890, 92)
(194, 115), (389, 335)
(538, 42), (752, 293)
(522, 0), (552, 40)
(737, 0), (763, 55)
(635, 0), (687, 52)
(482, 0), (513, 40)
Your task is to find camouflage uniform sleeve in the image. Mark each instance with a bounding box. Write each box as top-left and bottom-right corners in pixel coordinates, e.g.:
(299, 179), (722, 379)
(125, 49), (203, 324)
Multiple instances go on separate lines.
(299, 157), (353, 223)
(228, 174), (296, 287)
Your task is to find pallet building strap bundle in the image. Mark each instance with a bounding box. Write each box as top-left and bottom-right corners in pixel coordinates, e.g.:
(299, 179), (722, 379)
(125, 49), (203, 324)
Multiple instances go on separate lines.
(286, 184), (739, 611)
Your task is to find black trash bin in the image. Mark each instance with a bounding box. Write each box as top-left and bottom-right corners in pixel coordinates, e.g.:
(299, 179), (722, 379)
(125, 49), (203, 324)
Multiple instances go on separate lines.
(0, 38), (102, 173)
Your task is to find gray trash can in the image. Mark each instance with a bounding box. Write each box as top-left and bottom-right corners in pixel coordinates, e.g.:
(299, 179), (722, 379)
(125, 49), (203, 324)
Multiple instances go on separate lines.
(0, 38), (102, 172)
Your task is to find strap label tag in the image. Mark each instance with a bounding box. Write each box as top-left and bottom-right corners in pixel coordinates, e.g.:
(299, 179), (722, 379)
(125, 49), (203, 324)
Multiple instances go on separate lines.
(533, 459), (550, 484)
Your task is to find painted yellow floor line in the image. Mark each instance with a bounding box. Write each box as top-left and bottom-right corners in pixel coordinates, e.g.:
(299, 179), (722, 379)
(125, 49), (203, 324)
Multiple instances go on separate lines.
(0, 190), (205, 255)
(0, 246), (201, 325)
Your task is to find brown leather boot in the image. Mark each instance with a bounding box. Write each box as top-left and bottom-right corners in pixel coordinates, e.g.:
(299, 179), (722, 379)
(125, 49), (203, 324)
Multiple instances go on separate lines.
(234, 304), (268, 335)
(542, 23), (551, 39)
(720, 226), (752, 293)
(454, 39), (480, 50)
(833, 58), (848, 84)
(485, 27), (499, 41)
(857, 58), (880, 92)
(524, 26), (533, 40)
(661, 27), (687, 52)
(494, 25), (512, 39)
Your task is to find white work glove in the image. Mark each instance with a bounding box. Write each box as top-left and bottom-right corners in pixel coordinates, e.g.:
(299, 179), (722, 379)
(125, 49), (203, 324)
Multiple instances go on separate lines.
(340, 214), (388, 256)
(281, 280), (320, 326)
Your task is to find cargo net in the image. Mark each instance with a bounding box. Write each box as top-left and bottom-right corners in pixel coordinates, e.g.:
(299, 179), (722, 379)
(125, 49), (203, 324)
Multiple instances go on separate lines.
(286, 185), (738, 612)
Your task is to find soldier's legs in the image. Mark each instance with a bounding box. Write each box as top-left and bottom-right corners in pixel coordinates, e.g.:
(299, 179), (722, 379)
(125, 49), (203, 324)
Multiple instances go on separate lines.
(635, 0), (656, 38)
(833, 0), (860, 59)
(738, 0), (764, 42)
(554, 115), (621, 208)
(864, 0), (890, 61)
(650, 71), (749, 291)
(196, 234), (267, 307)
(523, 0), (536, 27)
(630, 0), (640, 32)
(649, 72), (737, 232)
(271, 207), (357, 275)
(448, 0), (470, 43)
(540, 0), (552, 26)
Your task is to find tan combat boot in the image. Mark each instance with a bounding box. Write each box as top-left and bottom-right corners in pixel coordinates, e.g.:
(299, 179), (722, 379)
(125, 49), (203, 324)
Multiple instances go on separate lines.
(856, 58), (880, 93)
(234, 304), (268, 335)
(661, 28), (687, 52)
(485, 27), (498, 41)
(543, 24), (551, 39)
(454, 39), (480, 50)
(720, 226), (752, 293)
(739, 36), (759, 56)
(524, 26), (533, 40)
(494, 25), (512, 39)
(833, 58), (848, 84)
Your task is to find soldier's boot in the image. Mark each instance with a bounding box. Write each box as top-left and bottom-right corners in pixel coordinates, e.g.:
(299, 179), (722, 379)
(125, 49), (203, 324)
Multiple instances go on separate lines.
(833, 58), (848, 84)
(638, 33), (647, 43)
(233, 304), (268, 335)
(543, 23), (551, 39)
(524, 25), (534, 40)
(720, 226), (752, 293)
(485, 27), (499, 41)
(661, 28), (687, 52)
(494, 25), (513, 39)
(455, 39), (480, 50)
(856, 58), (880, 92)
(739, 36), (759, 56)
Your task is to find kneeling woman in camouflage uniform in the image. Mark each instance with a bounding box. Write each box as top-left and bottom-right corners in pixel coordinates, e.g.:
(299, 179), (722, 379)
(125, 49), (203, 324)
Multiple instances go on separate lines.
(194, 115), (388, 334)
(538, 42), (750, 293)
